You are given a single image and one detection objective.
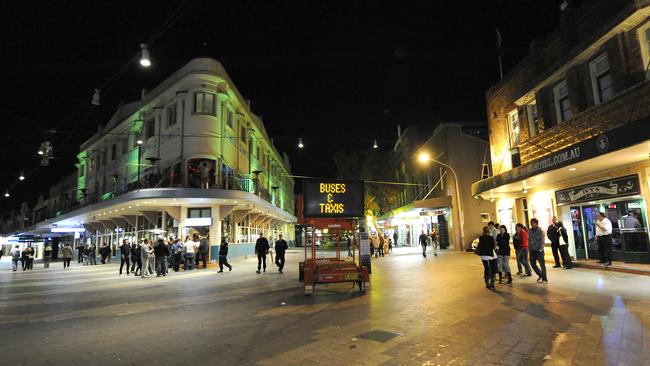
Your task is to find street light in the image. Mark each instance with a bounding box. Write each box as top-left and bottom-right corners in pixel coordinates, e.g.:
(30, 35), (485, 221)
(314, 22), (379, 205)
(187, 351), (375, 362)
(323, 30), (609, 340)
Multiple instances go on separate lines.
(297, 138), (304, 149)
(140, 44), (151, 67)
(19, 171), (25, 181)
(417, 151), (465, 250)
(372, 139), (378, 149)
(4, 191), (9, 198)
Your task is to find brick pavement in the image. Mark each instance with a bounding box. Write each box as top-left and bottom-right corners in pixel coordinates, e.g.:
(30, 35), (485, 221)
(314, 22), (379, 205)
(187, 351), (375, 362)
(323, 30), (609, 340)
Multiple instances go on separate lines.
(1, 247), (649, 365)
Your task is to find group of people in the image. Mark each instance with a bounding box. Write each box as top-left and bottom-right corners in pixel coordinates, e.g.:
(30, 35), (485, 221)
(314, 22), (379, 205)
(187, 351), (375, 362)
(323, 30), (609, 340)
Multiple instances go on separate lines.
(369, 233), (393, 258)
(418, 230), (439, 258)
(255, 232), (288, 274)
(9, 244), (36, 271)
(475, 217), (574, 290)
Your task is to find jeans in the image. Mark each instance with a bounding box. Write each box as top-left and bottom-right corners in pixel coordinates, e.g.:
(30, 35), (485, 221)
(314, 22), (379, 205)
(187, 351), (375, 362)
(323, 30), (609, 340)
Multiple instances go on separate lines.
(481, 259), (498, 280)
(134, 258), (142, 275)
(43, 257), (50, 269)
(559, 245), (572, 269)
(130, 256), (138, 272)
(529, 250), (547, 281)
(551, 241), (562, 266)
(90, 253), (97, 265)
(63, 258), (71, 268)
(119, 257), (130, 275)
(77, 249), (83, 263)
(516, 248), (532, 275)
(497, 255), (511, 273)
(219, 255), (232, 271)
(257, 254), (267, 271)
(147, 256), (155, 274)
(12, 258), (19, 271)
(156, 256), (167, 276)
(275, 252), (286, 271)
(141, 257), (150, 278)
(378, 245), (384, 257)
(185, 253), (195, 271)
(171, 253), (182, 271)
(431, 241), (438, 255)
(421, 244), (427, 257)
(198, 252), (207, 268)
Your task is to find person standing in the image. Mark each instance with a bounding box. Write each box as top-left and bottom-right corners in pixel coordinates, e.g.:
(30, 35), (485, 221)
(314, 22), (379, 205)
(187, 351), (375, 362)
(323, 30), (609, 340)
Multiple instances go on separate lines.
(346, 235), (353, 257)
(119, 240), (131, 276)
(217, 238), (232, 273)
(89, 242), (97, 265)
(419, 231), (428, 258)
(378, 235), (385, 257)
(76, 242), (84, 263)
(393, 231), (398, 247)
(10, 245), (21, 272)
(132, 240), (142, 276)
(43, 241), (53, 269)
(547, 217), (563, 268)
(197, 236), (209, 269)
(154, 236), (170, 277)
(171, 238), (183, 272)
(429, 230), (438, 257)
(476, 226), (498, 290)
(144, 239), (155, 274)
(275, 233), (288, 273)
(99, 243), (109, 264)
(513, 224), (530, 276)
(140, 240), (152, 278)
(61, 243), (73, 269)
(24, 245), (35, 270)
(184, 235), (197, 271)
(528, 219), (547, 283)
(496, 225), (512, 284)
(596, 212), (613, 266)
(488, 222), (499, 242)
(557, 222), (573, 269)
(255, 232), (269, 274)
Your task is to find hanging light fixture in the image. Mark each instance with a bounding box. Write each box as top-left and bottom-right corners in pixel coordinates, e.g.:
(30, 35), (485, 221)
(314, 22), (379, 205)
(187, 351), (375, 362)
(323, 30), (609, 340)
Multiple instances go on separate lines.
(372, 139), (378, 149)
(297, 138), (304, 149)
(136, 139), (144, 145)
(140, 43), (151, 67)
(19, 171), (25, 181)
(91, 88), (101, 106)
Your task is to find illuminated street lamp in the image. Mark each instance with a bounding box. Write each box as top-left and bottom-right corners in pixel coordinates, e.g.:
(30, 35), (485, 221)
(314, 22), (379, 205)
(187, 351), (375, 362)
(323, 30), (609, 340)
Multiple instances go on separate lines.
(136, 139), (144, 145)
(19, 171), (25, 181)
(297, 138), (304, 149)
(4, 191), (9, 198)
(140, 44), (151, 67)
(418, 151), (465, 249)
(372, 139), (378, 149)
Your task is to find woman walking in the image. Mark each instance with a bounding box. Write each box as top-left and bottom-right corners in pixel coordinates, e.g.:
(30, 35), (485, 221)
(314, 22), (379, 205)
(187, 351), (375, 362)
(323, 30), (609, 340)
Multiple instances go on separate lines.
(476, 226), (498, 289)
(515, 224), (533, 277)
(61, 243), (74, 269)
(496, 225), (512, 284)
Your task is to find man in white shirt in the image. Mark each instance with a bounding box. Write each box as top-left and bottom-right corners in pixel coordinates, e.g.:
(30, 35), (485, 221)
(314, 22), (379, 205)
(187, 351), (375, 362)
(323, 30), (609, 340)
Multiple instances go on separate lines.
(595, 212), (613, 266)
(184, 234), (198, 271)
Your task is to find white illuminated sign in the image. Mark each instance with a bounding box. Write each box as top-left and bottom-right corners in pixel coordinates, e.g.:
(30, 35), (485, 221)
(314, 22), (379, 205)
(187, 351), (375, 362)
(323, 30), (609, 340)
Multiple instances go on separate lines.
(51, 227), (86, 233)
(185, 217), (212, 226)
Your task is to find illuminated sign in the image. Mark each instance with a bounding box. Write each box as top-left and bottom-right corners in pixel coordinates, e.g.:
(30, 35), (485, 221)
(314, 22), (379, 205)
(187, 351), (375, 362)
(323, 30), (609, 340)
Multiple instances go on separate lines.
(184, 217), (212, 226)
(303, 180), (364, 218)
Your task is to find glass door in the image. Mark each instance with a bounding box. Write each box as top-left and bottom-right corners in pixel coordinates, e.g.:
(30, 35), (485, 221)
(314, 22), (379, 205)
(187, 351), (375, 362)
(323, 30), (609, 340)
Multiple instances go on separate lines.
(615, 199), (649, 263)
(570, 207), (586, 259)
(581, 205), (601, 260)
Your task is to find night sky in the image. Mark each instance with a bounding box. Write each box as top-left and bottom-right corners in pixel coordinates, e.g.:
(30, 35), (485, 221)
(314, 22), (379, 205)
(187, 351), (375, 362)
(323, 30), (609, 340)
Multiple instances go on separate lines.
(1, 0), (567, 215)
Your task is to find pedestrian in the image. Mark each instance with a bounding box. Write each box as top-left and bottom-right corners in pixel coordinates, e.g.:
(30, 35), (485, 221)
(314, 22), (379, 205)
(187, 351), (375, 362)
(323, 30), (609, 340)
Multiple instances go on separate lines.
(369, 237), (375, 258)
(419, 231), (428, 258)
(557, 222), (573, 269)
(197, 235), (208, 269)
(595, 212), (613, 266)
(346, 235), (353, 257)
(547, 216), (563, 268)
(43, 241), (53, 269)
(154, 236), (170, 277)
(99, 243), (109, 264)
(61, 243), (73, 269)
(82, 245), (90, 266)
(393, 231), (398, 247)
(89, 242), (97, 265)
(388, 238), (393, 253)
(496, 225), (512, 284)
(184, 235), (197, 271)
(275, 233), (288, 273)
(132, 240), (142, 276)
(255, 232), (269, 274)
(76, 242), (84, 263)
(514, 223), (532, 277)
(10, 245), (20, 272)
(141, 240), (152, 278)
(119, 240), (131, 276)
(377, 234), (384, 257)
(528, 218), (548, 283)
(144, 239), (155, 274)
(171, 238), (183, 272)
(218, 237), (233, 273)
(475, 226), (498, 289)
(24, 245), (35, 270)
(429, 230), (438, 256)
(488, 221), (499, 242)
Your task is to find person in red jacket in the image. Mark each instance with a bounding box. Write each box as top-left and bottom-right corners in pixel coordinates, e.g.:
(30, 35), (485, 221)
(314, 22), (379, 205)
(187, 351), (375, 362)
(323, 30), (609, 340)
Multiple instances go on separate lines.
(515, 223), (532, 277)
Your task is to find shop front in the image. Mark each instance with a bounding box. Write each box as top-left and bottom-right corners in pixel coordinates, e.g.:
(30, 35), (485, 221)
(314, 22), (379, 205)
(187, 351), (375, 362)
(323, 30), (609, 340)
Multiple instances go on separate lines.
(556, 175), (650, 263)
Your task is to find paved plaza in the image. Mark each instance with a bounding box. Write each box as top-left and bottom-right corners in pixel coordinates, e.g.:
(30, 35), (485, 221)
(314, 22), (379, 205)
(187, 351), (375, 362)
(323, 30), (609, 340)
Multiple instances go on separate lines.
(1, 247), (650, 366)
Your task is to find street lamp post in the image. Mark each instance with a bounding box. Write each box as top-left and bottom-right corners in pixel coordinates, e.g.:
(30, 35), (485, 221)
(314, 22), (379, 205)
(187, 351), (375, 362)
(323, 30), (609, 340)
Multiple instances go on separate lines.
(418, 152), (466, 250)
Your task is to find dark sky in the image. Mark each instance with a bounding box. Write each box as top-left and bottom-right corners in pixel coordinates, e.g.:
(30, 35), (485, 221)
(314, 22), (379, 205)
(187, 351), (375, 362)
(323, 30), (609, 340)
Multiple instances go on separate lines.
(0, 0), (567, 215)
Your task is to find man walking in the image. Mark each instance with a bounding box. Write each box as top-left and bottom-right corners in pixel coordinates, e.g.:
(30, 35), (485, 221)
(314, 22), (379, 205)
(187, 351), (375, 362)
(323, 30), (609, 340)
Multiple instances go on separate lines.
(10, 245), (20, 272)
(119, 239), (131, 276)
(547, 217), (563, 268)
(154, 236), (170, 277)
(528, 219), (547, 283)
(61, 243), (73, 269)
(255, 232), (269, 274)
(217, 237), (232, 273)
(275, 233), (288, 273)
(596, 212), (613, 266)
(430, 230), (438, 256)
(419, 231), (428, 258)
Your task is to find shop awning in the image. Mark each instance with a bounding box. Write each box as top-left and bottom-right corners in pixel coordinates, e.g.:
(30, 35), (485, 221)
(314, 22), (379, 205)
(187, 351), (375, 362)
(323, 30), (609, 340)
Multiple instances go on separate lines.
(472, 116), (650, 199)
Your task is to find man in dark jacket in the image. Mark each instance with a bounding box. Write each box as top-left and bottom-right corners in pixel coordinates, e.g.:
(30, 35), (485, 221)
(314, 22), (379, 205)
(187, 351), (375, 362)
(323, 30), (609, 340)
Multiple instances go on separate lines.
(198, 236), (209, 269)
(217, 238), (232, 273)
(154, 237), (170, 277)
(76, 242), (84, 263)
(255, 232), (270, 274)
(118, 240), (131, 276)
(419, 231), (428, 258)
(547, 216), (562, 268)
(529, 219), (547, 283)
(274, 234), (289, 273)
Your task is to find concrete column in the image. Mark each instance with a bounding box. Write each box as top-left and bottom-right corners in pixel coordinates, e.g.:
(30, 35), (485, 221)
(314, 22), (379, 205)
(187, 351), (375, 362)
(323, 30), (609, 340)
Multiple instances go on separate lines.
(161, 210), (167, 233)
(179, 205), (188, 241)
(209, 204), (221, 263)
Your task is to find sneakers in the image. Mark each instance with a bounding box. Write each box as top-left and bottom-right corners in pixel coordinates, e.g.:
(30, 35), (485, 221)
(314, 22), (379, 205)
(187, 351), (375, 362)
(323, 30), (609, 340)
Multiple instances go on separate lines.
(217, 270), (223, 273)
(229, 266), (232, 272)
(256, 270), (261, 274)
(263, 268), (266, 272)
(552, 265), (561, 268)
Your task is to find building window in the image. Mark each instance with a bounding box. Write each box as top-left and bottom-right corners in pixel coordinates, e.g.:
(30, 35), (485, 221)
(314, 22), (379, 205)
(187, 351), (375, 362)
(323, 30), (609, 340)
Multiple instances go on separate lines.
(111, 144), (116, 160)
(145, 118), (155, 139)
(167, 103), (177, 127)
(526, 102), (540, 137)
(589, 53), (613, 104)
(226, 108), (234, 129)
(194, 92), (216, 115)
(507, 109), (520, 147)
(636, 23), (650, 78)
(553, 80), (572, 123)
(188, 207), (211, 218)
(240, 124), (247, 142)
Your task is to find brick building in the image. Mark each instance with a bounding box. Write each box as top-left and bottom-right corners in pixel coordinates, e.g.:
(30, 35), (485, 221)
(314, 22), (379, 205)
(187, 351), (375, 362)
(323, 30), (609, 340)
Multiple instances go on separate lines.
(472, 0), (650, 263)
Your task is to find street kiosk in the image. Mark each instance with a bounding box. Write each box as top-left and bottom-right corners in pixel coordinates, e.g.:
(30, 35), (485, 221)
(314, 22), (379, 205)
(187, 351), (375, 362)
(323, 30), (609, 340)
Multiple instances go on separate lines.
(299, 180), (370, 296)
